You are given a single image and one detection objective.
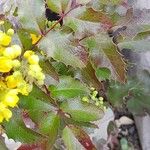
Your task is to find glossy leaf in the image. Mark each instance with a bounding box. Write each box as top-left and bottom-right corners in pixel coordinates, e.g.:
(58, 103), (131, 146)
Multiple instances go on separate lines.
(96, 67), (111, 81)
(69, 125), (96, 150)
(49, 76), (90, 99)
(61, 98), (104, 122)
(118, 40), (150, 52)
(39, 59), (59, 81)
(38, 31), (88, 68)
(17, 0), (46, 33)
(80, 61), (102, 90)
(46, 0), (71, 14)
(83, 33), (126, 83)
(4, 110), (44, 143)
(62, 126), (85, 150)
(39, 113), (60, 149)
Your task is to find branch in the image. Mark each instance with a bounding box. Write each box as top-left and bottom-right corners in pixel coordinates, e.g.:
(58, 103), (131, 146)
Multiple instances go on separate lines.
(34, 4), (82, 46)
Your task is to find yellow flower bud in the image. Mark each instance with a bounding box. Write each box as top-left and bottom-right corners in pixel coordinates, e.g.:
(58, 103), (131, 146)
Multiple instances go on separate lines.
(7, 29), (14, 36)
(11, 45), (22, 57)
(6, 75), (17, 88)
(0, 57), (13, 72)
(29, 64), (42, 72)
(24, 50), (35, 59)
(0, 32), (11, 46)
(0, 21), (4, 25)
(28, 54), (39, 64)
(2, 108), (12, 121)
(12, 59), (21, 68)
(99, 97), (104, 101)
(82, 96), (89, 102)
(3, 93), (19, 107)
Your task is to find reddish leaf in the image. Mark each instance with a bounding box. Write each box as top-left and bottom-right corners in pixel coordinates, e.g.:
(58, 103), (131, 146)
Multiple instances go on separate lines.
(69, 125), (96, 150)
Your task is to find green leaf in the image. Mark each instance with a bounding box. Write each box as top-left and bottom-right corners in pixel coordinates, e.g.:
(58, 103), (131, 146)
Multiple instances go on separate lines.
(39, 113), (60, 149)
(38, 31), (88, 68)
(96, 67), (111, 80)
(39, 59), (59, 81)
(17, 29), (32, 49)
(76, 0), (92, 4)
(62, 126), (85, 150)
(83, 33), (126, 83)
(118, 40), (150, 52)
(4, 110), (44, 143)
(19, 85), (55, 122)
(61, 98), (104, 122)
(80, 61), (102, 90)
(0, 137), (8, 150)
(64, 6), (112, 38)
(68, 125), (96, 150)
(17, 0), (46, 33)
(127, 88), (150, 115)
(49, 76), (90, 99)
(46, 0), (71, 14)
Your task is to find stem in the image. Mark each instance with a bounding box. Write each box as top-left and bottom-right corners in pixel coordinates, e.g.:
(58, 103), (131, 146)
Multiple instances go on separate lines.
(34, 4), (82, 46)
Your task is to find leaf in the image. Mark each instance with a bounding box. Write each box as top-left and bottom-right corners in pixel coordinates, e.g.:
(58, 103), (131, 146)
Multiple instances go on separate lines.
(39, 113), (60, 149)
(68, 125), (96, 150)
(80, 61), (102, 90)
(39, 59), (59, 81)
(127, 88), (150, 115)
(82, 33), (126, 83)
(62, 126), (85, 150)
(64, 6), (112, 38)
(38, 31), (88, 68)
(4, 110), (44, 143)
(17, 0), (46, 33)
(0, 137), (8, 150)
(118, 40), (150, 52)
(96, 67), (111, 80)
(49, 76), (90, 99)
(19, 85), (55, 122)
(61, 98), (104, 122)
(46, 0), (71, 14)
(17, 29), (32, 49)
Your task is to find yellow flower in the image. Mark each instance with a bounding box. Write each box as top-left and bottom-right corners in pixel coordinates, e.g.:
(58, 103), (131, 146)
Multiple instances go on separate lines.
(3, 89), (19, 107)
(6, 71), (23, 88)
(30, 34), (41, 44)
(0, 102), (12, 122)
(0, 57), (13, 72)
(24, 50), (35, 59)
(2, 108), (12, 121)
(3, 45), (22, 59)
(28, 54), (39, 64)
(0, 32), (11, 46)
(7, 29), (14, 36)
(0, 80), (7, 90)
(18, 81), (33, 95)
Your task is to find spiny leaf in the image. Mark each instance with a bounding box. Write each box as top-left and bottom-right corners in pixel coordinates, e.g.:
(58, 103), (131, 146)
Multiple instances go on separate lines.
(68, 125), (96, 150)
(46, 0), (71, 14)
(38, 113), (60, 149)
(62, 126), (85, 150)
(4, 110), (44, 143)
(39, 59), (59, 81)
(38, 31), (88, 68)
(17, 0), (46, 33)
(61, 98), (104, 122)
(80, 61), (103, 90)
(118, 40), (150, 52)
(49, 76), (90, 99)
(82, 33), (126, 83)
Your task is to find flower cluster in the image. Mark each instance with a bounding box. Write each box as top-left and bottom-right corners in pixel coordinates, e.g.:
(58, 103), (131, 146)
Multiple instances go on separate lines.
(82, 87), (107, 111)
(0, 28), (45, 123)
